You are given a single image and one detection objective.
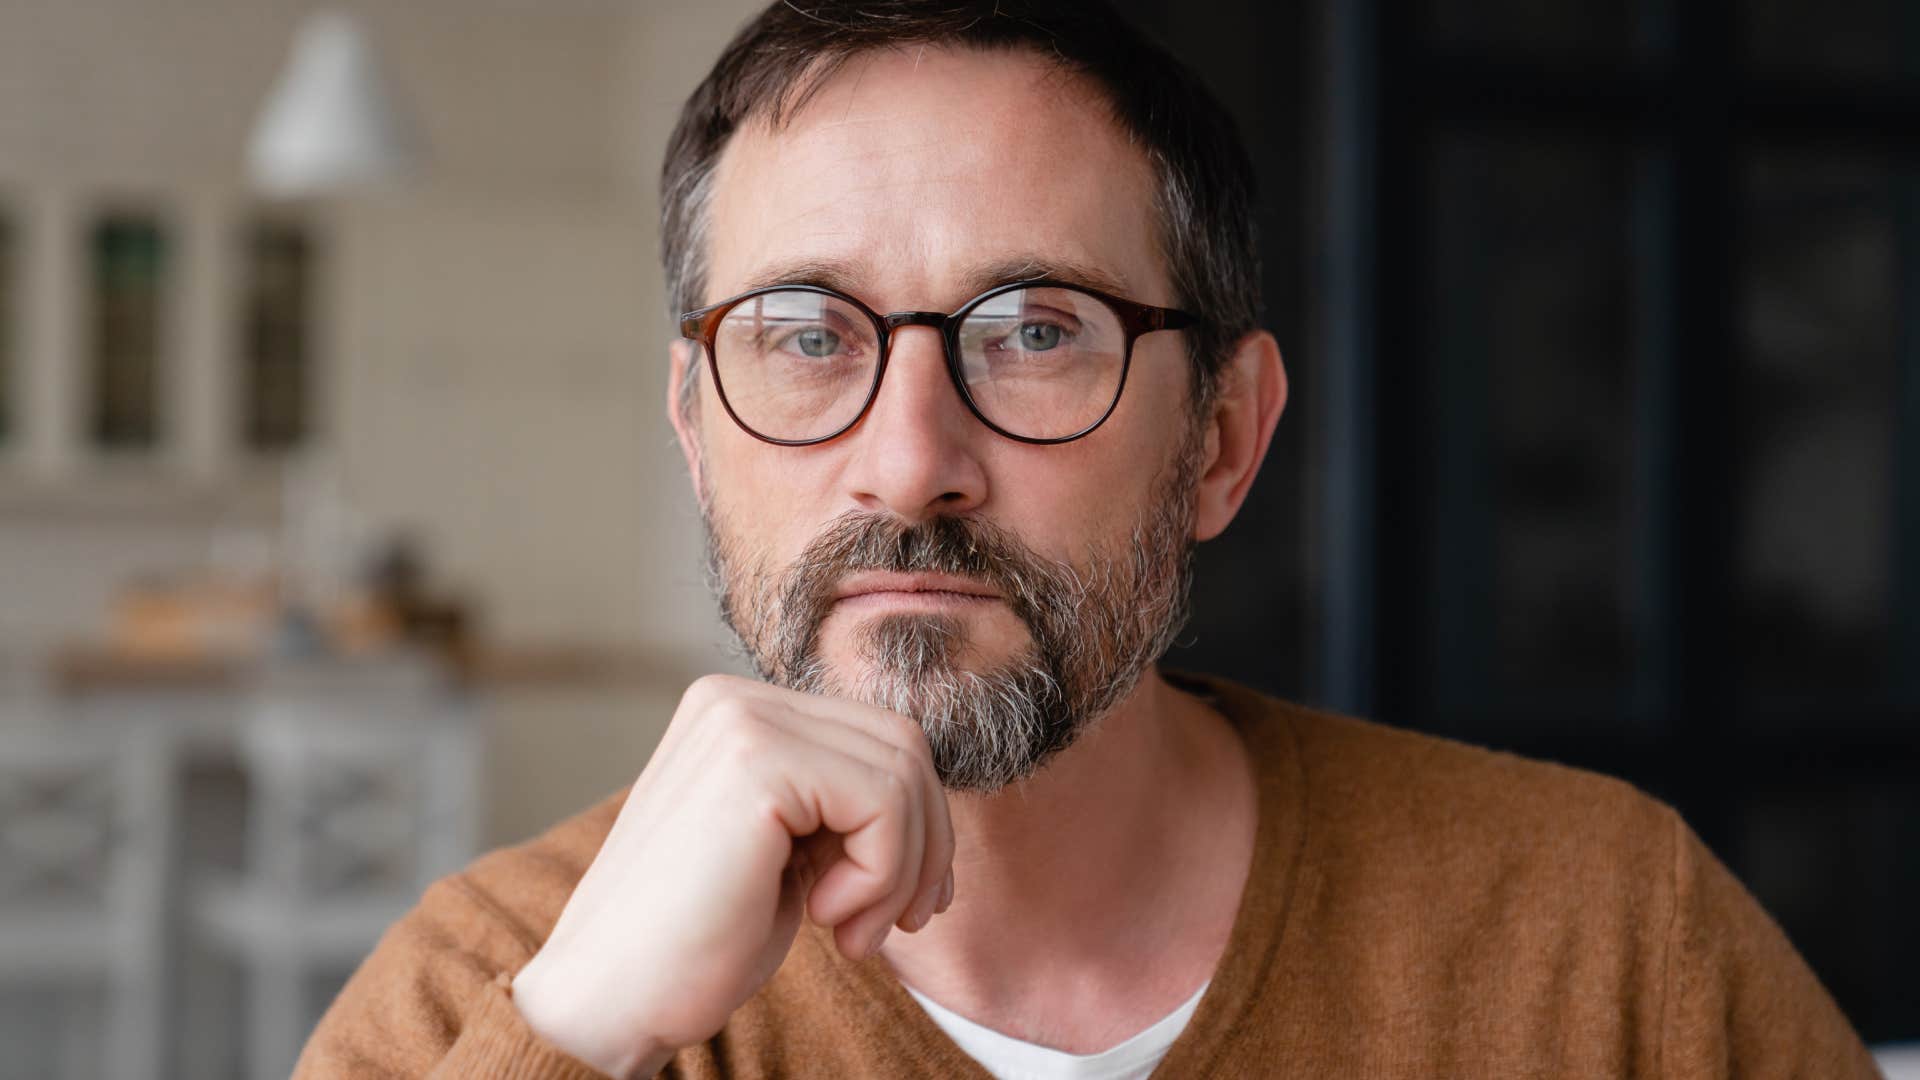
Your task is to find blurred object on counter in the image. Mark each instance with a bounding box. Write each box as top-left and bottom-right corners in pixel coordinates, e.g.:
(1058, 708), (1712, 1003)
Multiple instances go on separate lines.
(279, 450), (366, 623)
(79, 496), (477, 687)
(106, 573), (280, 662)
(335, 531), (477, 673)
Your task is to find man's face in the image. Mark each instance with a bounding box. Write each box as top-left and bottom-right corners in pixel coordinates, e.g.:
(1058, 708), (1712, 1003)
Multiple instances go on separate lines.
(681, 46), (1207, 791)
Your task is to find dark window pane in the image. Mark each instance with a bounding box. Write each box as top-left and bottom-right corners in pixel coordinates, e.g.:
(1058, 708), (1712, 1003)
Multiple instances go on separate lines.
(1742, 0), (1916, 79)
(1422, 0), (1637, 62)
(1734, 151), (1896, 701)
(1425, 134), (1638, 713)
(89, 215), (168, 449)
(1737, 779), (1920, 1042)
(240, 221), (314, 451)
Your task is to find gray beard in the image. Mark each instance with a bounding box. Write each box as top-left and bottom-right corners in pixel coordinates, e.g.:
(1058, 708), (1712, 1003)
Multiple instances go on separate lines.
(788, 612), (1072, 793)
(703, 433), (1202, 794)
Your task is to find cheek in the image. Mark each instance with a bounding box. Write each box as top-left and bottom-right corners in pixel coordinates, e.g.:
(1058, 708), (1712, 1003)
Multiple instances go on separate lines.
(703, 424), (838, 558)
(989, 384), (1184, 535)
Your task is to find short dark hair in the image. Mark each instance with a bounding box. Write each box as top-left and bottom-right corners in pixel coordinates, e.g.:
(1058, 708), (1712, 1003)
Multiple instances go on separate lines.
(660, 0), (1261, 412)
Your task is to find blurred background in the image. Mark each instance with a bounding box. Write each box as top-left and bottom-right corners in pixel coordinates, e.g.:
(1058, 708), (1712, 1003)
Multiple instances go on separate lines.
(0, 0), (1911, 1076)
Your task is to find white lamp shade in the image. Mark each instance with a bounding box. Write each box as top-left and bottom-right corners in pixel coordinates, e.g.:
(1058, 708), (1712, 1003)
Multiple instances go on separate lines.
(247, 10), (421, 196)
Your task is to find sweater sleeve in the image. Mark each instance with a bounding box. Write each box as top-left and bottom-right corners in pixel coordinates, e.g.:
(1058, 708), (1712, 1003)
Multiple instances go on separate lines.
(292, 873), (613, 1080)
(1656, 811), (1879, 1078)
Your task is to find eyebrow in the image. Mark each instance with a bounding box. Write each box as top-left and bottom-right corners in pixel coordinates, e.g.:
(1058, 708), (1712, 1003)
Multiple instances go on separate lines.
(731, 254), (1136, 308)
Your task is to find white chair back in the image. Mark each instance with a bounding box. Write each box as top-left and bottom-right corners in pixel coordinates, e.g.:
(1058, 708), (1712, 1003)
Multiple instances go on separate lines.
(0, 724), (173, 1080)
(0, 724), (172, 975)
(240, 694), (479, 906)
(196, 663), (482, 1080)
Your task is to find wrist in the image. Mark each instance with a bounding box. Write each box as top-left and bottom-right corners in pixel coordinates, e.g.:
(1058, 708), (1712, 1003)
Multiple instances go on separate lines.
(511, 957), (675, 1079)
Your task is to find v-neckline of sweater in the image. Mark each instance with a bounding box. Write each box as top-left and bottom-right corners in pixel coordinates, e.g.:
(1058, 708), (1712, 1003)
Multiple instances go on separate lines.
(798, 672), (1310, 1078)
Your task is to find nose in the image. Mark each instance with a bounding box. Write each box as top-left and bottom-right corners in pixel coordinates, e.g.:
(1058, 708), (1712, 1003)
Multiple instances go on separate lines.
(841, 323), (988, 522)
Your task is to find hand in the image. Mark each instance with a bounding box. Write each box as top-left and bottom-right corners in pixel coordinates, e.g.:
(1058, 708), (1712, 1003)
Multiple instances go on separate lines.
(509, 674), (956, 1079)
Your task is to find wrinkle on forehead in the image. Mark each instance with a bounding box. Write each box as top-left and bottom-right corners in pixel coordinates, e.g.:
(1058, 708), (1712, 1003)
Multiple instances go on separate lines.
(704, 45), (1166, 311)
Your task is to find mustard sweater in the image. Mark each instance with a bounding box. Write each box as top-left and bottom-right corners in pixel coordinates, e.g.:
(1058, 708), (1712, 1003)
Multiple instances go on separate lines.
(295, 674), (1878, 1078)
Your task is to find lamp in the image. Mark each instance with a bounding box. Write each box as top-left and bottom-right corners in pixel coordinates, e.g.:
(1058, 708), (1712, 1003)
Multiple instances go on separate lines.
(247, 10), (421, 196)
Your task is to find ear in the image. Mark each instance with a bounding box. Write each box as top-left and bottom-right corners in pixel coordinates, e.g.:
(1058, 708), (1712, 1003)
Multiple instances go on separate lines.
(666, 338), (707, 504)
(1193, 330), (1286, 542)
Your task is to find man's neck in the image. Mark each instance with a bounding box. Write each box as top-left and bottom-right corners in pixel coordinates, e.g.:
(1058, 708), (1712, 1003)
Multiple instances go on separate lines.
(875, 669), (1258, 1049)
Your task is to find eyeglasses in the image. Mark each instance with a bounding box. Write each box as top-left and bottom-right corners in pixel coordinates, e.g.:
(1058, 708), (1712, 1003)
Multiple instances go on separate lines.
(678, 279), (1196, 446)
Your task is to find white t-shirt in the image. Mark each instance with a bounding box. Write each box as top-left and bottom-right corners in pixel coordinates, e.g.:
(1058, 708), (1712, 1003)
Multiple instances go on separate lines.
(901, 981), (1210, 1080)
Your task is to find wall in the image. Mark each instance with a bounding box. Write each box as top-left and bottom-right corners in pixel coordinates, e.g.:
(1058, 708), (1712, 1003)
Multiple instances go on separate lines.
(0, 0), (766, 845)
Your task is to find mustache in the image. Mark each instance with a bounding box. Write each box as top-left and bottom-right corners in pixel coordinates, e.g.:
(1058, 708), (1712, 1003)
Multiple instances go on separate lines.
(775, 511), (1074, 662)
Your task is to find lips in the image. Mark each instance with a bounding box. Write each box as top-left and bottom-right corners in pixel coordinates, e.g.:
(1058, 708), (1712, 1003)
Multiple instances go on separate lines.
(831, 572), (1002, 603)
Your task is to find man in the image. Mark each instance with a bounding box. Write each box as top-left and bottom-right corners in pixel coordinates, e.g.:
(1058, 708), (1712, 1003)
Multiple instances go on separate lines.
(298, 2), (1878, 1076)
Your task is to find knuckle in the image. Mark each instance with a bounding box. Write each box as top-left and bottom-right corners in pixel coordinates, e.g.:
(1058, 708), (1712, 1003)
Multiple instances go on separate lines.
(888, 709), (923, 738)
(724, 731), (767, 769)
(709, 703), (769, 762)
(884, 744), (919, 779)
(684, 672), (740, 704)
(880, 709), (928, 749)
(748, 786), (789, 828)
(875, 768), (913, 812)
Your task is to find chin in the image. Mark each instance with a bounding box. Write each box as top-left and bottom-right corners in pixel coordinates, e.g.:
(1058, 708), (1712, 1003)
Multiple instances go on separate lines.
(823, 609), (1022, 680)
(786, 610), (1081, 792)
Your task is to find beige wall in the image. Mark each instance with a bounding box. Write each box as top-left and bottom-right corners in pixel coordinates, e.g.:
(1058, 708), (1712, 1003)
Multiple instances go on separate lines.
(0, 0), (766, 844)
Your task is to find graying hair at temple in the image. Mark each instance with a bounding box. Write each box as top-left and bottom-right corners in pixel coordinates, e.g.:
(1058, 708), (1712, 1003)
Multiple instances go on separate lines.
(657, 0), (1263, 424)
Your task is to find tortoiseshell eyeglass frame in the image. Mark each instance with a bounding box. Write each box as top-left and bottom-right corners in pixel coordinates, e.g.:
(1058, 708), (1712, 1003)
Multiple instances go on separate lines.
(677, 278), (1198, 446)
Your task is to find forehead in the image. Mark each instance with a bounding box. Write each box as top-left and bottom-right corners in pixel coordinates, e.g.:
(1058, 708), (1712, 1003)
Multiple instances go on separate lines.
(704, 46), (1167, 308)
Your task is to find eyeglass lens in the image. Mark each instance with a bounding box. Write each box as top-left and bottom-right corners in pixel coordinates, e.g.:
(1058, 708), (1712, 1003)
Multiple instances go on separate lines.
(710, 286), (1127, 442)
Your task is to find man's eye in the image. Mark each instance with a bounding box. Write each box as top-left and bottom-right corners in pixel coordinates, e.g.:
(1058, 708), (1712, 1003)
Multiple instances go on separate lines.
(779, 327), (842, 357)
(1017, 323), (1064, 351)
